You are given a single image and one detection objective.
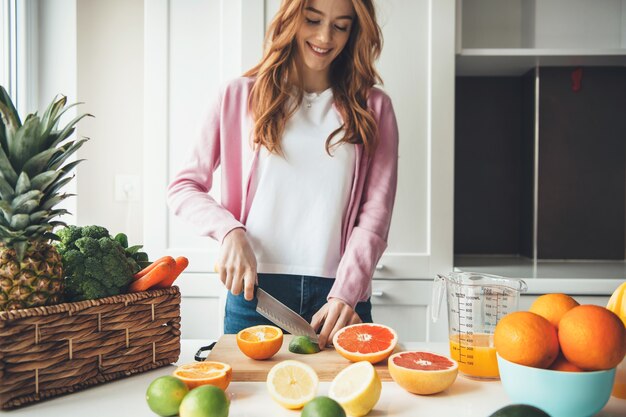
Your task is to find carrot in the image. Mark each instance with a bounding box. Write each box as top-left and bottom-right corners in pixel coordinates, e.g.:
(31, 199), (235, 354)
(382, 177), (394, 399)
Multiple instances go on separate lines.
(129, 260), (173, 292)
(133, 256), (175, 280)
(155, 256), (189, 288)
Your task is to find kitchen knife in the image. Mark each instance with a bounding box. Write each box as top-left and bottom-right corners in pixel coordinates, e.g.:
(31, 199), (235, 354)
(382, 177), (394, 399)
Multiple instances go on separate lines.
(256, 287), (319, 343)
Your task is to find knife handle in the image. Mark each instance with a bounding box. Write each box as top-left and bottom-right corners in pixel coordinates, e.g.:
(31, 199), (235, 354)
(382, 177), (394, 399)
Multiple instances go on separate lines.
(194, 341), (216, 362)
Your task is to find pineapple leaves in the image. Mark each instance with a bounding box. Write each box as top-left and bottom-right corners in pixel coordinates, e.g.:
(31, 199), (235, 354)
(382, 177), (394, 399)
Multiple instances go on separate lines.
(41, 193), (74, 211)
(0, 175), (14, 200)
(11, 190), (43, 211)
(0, 87), (90, 250)
(47, 138), (89, 170)
(0, 86), (21, 154)
(12, 240), (28, 262)
(15, 172), (30, 195)
(10, 213), (30, 230)
(0, 144), (18, 186)
(31, 171), (61, 192)
(49, 112), (93, 149)
(9, 114), (40, 172)
(38, 95), (67, 139)
(21, 148), (59, 178)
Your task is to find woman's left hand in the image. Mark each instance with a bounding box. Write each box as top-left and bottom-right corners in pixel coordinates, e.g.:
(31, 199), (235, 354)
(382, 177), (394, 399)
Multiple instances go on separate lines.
(311, 298), (362, 350)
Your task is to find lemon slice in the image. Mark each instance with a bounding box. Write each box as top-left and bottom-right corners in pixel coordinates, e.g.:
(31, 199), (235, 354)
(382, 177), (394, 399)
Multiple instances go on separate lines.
(266, 360), (319, 409)
(329, 361), (382, 417)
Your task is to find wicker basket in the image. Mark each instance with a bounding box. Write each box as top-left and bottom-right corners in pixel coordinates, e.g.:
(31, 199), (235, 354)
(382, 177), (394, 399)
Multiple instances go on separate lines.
(0, 286), (181, 409)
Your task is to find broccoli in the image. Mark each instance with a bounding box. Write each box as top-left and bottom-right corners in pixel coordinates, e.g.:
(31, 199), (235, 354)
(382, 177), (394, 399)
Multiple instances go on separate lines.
(56, 225), (142, 301)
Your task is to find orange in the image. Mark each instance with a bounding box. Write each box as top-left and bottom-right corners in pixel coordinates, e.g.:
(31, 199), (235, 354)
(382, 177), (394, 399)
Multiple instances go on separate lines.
(494, 311), (559, 369)
(236, 325), (283, 360)
(333, 323), (397, 364)
(549, 353), (583, 372)
(558, 304), (626, 371)
(388, 351), (458, 395)
(173, 361), (232, 391)
(529, 293), (579, 328)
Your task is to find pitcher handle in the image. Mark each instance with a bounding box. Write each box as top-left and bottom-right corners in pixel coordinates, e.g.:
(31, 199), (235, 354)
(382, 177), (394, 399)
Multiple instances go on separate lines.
(431, 274), (446, 322)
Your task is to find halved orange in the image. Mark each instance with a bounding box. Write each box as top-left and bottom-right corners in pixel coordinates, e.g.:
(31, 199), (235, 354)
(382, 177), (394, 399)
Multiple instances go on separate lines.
(236, 325), (284, 360)
(173, 361), (232, 390)
(333, 323), (398, 364)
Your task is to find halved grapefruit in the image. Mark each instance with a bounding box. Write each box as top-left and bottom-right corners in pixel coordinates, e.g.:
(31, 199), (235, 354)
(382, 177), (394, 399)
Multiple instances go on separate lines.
(333, 323), (398, 364)
(388, 351), (458, 395)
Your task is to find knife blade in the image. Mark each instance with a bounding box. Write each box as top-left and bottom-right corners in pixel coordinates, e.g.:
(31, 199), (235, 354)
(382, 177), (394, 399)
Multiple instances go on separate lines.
(255, 287), (319, 343)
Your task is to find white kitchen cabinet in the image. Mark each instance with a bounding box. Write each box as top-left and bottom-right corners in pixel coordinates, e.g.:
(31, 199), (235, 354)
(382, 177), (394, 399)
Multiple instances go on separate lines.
(456, 0), (626, 75)
(144, 0), (456, 341)
(371, 280), (449, 343)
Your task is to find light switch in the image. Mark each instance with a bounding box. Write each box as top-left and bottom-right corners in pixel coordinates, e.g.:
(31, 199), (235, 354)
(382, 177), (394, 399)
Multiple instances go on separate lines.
(115, 175), (141, 202)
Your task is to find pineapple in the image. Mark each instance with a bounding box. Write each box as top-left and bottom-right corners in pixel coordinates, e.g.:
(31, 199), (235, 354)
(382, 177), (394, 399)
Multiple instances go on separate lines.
(0, 86), (90, 311)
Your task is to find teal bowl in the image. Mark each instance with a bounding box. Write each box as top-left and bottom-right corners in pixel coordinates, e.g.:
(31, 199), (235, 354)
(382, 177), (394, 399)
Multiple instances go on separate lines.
(497, 354), (616, 417)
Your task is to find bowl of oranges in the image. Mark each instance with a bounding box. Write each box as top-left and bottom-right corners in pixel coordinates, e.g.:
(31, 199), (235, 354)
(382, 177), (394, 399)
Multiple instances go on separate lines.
(494, 293), (626, 417)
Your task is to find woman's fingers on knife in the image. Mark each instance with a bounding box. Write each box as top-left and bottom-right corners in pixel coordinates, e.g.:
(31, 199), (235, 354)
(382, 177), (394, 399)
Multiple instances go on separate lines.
(243, 272), (256, 301)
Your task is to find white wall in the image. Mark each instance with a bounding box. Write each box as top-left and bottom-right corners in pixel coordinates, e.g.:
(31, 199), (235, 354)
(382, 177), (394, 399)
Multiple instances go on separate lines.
(37, 0), (77, 225)
(75, 0), (144, 244)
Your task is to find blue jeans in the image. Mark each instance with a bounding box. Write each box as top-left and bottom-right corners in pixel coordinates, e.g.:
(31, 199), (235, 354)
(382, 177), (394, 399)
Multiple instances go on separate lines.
(224, 273), (373, 334)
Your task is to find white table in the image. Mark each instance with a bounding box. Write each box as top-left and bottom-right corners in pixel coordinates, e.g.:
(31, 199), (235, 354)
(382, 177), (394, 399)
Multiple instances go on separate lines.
(4, 340), (626, 417)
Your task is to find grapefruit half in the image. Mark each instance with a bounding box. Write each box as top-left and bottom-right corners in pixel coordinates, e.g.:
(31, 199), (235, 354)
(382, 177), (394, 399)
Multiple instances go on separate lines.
(388, 351), (458, 395)
(333, 323), (398, 364)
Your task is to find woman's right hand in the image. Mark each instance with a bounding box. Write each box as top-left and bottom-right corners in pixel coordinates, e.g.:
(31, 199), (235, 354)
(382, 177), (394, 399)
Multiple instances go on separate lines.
(216, 228), (257, 301)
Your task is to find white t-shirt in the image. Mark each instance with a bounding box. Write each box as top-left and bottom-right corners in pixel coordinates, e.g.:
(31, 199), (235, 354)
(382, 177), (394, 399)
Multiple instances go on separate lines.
(245, 88), (355, 278)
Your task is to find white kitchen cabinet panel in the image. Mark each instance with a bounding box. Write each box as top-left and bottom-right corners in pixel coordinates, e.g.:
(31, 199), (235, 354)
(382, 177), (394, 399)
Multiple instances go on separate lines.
(176, 273), (226, 340)
(371, 280), (449, 343)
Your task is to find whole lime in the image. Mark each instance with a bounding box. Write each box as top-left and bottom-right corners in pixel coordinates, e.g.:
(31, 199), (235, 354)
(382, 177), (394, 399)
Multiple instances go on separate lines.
(301, 396), (346, 417)
(179, 385), (230, 417)
(289, 336), (321, 354)
(489, 404), (551, 417)
(146, 375), (189, 417)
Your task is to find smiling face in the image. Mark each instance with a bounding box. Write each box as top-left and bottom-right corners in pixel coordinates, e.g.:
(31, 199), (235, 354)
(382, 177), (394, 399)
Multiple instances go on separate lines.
(295, 0), (355, 92)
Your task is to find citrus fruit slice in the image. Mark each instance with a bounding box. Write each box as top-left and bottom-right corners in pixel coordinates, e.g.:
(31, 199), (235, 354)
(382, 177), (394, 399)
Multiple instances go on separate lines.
(332, 323), (398, 364)
(388, 351), (458, 395)
(236, 324), (283, 360)
(328, 361), (381, 417)
(302, 396), (346, 417)
(289, 335), (321, 354)
(173, 361), (232, 390)
(179, 385), (230, 417)
(266, 360), (319, 409)
(146, 375), (189, 417)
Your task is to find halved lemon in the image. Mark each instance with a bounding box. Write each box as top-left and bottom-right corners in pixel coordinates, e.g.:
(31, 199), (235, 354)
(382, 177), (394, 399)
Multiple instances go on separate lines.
(236, 325), (284, 360)
(329, 361), (381, 417)
(173, 361), (232, 391)
(266, 360), (319, 409)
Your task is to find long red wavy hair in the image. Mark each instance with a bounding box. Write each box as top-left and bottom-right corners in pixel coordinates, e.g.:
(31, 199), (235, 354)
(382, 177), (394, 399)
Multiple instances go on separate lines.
(244, 0), (383, 156)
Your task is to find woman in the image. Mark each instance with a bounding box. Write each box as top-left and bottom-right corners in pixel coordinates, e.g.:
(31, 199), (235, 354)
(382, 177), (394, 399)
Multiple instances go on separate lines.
(167, 0), (398, 349)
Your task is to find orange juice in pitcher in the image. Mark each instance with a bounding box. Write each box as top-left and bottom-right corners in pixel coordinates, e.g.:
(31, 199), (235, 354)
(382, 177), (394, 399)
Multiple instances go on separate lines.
(449, 333), (499, 379)
(432, 272), (527, 380)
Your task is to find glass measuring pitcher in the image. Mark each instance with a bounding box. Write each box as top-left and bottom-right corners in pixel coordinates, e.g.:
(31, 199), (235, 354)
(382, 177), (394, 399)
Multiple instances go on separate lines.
(432, 272), (527, 380)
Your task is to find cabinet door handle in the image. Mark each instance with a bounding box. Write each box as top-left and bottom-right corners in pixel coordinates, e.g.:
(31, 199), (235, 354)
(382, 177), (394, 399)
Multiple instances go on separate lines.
(371, 291), (384, 297)
(375, 263), (385, 271)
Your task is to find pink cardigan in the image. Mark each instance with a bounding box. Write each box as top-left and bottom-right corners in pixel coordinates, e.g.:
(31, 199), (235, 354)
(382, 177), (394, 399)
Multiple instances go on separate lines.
(167, 77), (399, 308)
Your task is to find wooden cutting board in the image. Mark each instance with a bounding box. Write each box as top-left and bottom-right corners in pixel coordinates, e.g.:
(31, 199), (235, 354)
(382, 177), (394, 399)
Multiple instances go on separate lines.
(206, 334), (393, 381)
